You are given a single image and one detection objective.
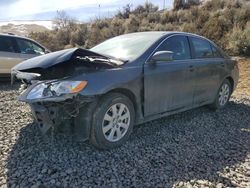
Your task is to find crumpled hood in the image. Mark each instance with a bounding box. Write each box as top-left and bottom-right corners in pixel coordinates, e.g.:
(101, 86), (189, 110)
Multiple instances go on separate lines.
(13, 47), (111, 71)
(11, 47), (121, 84)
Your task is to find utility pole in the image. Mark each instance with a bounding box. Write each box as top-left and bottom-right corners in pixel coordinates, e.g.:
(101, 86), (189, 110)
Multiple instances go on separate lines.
(163, 0), (165, 10)
(98, 4), (100, 20)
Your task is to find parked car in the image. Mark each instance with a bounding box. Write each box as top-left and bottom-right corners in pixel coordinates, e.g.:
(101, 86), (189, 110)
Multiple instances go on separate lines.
(0, 33), (49, 77)
(12, 32), (239, 149)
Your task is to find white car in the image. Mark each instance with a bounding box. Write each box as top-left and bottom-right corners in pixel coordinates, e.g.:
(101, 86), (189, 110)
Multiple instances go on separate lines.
(0, 33), (50, 77)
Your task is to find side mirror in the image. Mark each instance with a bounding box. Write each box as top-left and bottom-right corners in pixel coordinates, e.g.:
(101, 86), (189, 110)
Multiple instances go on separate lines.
(150, 51), (173, 63)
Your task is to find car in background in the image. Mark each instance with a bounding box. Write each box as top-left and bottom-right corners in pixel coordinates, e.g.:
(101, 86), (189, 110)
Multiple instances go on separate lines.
(0, 33), (50, 77)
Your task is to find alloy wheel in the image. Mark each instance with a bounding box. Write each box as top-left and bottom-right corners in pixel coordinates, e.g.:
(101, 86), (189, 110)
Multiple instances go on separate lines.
(218, 83), (230, 106)
(102, 103), (130, 142)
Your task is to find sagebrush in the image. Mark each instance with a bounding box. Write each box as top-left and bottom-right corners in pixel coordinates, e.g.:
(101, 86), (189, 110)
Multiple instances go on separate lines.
(29, 0), (250, 56)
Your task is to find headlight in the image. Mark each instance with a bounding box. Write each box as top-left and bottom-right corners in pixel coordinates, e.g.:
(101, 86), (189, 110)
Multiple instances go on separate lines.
(27, 81), (88, 100)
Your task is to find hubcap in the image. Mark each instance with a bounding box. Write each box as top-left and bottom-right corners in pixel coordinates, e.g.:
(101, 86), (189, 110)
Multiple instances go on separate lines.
(218, 83), (230, 106)
(102, 103), (130, 142)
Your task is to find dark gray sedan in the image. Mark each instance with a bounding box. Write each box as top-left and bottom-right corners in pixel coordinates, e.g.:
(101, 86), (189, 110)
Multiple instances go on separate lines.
(12, 32), (239, 149)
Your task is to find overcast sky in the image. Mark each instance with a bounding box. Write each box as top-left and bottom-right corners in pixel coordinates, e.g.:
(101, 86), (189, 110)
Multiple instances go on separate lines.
(0, 0), (174, 21)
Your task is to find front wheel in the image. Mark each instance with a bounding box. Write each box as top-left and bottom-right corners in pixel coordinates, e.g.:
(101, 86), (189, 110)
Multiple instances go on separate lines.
(210, 79), (232, 110)
(90, 93), (135, 149)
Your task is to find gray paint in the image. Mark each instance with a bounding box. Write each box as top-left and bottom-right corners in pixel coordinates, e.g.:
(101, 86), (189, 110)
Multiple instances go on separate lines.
(13, 31), (239, 126)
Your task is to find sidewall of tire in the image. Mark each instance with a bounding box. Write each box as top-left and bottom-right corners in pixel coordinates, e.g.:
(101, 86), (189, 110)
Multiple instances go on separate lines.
(91, 93), (135, 149)
(211, 79), (232, 110)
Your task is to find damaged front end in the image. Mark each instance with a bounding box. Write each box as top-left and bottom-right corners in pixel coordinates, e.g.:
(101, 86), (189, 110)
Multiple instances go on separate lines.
(12, 48), (123, 139)
(18, 78), (97, 140)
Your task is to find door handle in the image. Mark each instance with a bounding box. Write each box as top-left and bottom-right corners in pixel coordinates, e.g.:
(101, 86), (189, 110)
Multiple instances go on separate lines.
(220, 62), (225, 67)
(189, 65), (195, 72)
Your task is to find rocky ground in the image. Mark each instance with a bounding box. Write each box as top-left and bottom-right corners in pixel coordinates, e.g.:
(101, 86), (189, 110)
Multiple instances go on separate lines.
(0, 58), (250, 188)
(0, 82), (249, 188)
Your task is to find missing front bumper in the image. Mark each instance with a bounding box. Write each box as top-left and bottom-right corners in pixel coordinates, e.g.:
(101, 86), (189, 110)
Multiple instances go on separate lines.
(26, 95), (97, 142)
(30, 103), (59, 134)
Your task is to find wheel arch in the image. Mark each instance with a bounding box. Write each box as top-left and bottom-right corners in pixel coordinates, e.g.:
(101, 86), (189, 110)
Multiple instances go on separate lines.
(225, 76), (234, 92)
(106, 88), (136, 108)
(105, 88), (142, 124)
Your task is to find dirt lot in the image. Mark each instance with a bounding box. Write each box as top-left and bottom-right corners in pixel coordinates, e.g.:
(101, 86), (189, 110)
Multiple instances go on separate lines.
(0, 59), (249, 187)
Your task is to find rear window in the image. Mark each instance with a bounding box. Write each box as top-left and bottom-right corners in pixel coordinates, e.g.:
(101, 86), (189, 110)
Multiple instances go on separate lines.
(211, 44), (222, 58)
(0, 37), (16, 53)
(190, 37), (213, 59)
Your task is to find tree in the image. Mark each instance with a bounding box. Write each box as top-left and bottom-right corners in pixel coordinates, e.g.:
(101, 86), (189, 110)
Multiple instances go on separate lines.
(174, 0), (183, 10)
(144, 2), (158, 13)
(174, 0), (200, 10)
(116, 4), (132, 19)
(53, 11), (75, 30)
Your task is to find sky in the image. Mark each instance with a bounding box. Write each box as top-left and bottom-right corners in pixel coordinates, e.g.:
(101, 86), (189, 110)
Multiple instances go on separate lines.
(0, 0), (174, 22)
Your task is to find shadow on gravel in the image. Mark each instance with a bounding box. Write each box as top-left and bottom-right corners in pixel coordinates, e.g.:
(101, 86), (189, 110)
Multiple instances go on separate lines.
(6, 100), (250, 187)
(0, 83), (19, 91)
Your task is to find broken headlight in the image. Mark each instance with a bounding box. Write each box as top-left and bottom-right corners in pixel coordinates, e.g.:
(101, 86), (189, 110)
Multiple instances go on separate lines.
(27, 81), (88, 100)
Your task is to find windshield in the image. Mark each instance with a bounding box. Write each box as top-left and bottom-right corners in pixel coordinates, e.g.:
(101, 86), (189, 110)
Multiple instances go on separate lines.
(90, 32), (165, 62)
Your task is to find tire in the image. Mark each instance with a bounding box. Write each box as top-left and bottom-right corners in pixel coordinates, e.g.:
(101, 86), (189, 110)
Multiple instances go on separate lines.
(90, 92), (135, 149)
(210, 79), (232, 110)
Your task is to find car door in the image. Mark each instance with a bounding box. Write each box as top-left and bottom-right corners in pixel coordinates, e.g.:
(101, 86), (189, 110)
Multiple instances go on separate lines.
(189, 36), (222, 105)
(15, 38), (45, 60)
(0, 36), (20, 74)
(144, 35), (196, 116)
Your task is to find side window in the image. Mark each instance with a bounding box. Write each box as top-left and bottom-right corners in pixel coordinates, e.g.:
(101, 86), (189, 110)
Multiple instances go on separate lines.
(156, 36), (191, 60)
(16, 39), (45, 55)
(190, 37), (213, 59)
(0, 37), (17, 53)
(211, 44), (222, 58)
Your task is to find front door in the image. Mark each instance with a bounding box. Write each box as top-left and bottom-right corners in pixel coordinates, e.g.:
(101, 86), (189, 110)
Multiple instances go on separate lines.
(144, 35), (195, 116)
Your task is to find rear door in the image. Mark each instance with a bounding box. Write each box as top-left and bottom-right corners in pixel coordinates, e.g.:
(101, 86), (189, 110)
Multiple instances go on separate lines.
(144, 35), (196, 116)
(0, 36), (20, 74)
(189, 36), (223, 105)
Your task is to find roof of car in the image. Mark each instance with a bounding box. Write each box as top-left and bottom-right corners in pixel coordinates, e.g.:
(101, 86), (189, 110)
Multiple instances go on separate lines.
(137, 31), (216, 44)
(118, 31), (208, 40)
(0, 33), (35, 40)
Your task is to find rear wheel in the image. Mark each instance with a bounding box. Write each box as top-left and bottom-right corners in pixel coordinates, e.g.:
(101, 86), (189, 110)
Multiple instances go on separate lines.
(90, 93), (135, 149)
(210, 79), (232, 110)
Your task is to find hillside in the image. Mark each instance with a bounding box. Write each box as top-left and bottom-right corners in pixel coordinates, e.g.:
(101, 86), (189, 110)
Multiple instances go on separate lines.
(0, 20), (52, 36)
(13, 0), (250, 56)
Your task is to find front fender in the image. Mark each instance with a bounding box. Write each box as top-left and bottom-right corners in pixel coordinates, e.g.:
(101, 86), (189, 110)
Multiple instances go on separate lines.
(73, 66), (143, 97)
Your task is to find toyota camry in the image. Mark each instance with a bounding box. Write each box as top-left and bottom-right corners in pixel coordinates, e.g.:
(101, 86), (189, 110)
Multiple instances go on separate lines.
(12, 32), (239, 149)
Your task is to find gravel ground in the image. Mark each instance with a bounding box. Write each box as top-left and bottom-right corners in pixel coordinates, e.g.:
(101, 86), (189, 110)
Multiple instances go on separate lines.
(0, 83), (249, 188)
